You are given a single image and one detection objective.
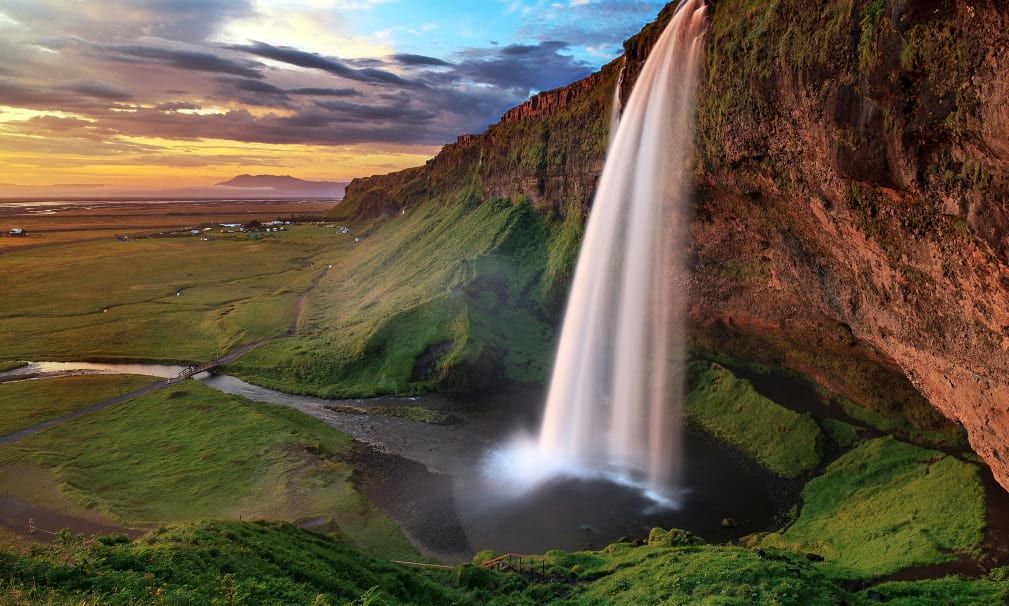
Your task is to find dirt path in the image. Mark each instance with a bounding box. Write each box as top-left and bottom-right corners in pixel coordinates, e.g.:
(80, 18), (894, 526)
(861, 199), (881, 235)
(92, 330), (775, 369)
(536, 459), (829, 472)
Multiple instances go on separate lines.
(288, 264), (331, 335)
(0, 380), (173, 446)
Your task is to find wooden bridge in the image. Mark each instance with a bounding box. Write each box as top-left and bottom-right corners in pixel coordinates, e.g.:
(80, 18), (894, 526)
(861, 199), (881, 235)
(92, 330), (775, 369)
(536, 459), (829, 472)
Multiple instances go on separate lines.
(174, 358), (221, 381)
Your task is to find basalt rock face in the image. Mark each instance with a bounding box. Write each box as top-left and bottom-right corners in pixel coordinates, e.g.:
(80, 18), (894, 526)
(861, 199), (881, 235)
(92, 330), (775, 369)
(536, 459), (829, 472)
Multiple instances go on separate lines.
(694, 0), (1009, 489)
(334, 1), (1009, 488)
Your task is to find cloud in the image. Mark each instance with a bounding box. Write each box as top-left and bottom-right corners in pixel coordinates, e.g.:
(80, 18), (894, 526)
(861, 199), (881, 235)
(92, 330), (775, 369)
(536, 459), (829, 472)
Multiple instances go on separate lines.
(288, 87), (360, 97)
(99, 43), (265, 79)
(61, 80), (134, 101)
(230, 41), (417, 86)
(515, 0), (665, 49)
(449, 40), (592, 94)
(392, 53), (453, 67)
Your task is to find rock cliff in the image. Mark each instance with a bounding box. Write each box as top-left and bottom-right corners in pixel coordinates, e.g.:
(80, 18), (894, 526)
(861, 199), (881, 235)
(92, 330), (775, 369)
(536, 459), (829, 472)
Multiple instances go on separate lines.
(334, 1), (1009, 489)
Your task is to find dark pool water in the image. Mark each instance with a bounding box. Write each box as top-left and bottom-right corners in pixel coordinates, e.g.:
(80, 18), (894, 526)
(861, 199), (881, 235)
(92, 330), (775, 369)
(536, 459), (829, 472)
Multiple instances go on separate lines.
(200, 376), (784, 559)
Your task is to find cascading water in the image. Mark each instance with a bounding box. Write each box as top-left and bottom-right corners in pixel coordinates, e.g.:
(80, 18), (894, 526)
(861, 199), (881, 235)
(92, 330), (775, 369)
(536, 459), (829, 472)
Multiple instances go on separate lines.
(609, 58), (627, 140)
(535, 0), (707, 499)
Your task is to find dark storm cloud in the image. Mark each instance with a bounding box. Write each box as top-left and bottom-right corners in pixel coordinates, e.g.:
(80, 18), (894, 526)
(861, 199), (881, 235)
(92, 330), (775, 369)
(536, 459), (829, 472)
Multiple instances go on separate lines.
(314, 99), (438, 124)
(219, 78), (287, 95)
(288, 87), (359, 97)
(0, 1), (650, 153)
(229, 42), (418, 86)
(392, 53), (453, 67)
(447, 41), (592, 94)
(100, 44), (265, 79)
(0, 79), (114, 112)
(61, 80), (134, 101)
(152, 101), (203, 111)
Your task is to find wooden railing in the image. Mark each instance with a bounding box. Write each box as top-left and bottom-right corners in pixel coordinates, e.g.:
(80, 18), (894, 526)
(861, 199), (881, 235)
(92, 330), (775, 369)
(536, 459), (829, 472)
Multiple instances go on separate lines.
(174, 357), (221, 381)
(480, 553), (547, 578)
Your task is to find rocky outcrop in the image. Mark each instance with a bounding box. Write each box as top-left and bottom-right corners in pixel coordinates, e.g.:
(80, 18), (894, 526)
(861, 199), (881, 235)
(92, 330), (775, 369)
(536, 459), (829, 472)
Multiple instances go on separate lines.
(690, 0), (1009, 489)
(334, 1), (1009, 489)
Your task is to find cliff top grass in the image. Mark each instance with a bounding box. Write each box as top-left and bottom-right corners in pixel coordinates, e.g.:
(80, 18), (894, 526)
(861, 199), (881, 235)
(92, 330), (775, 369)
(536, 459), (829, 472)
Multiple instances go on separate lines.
(0, 380), (415, 560)
(757, 436), (986, 577)
(0, 374), (159, 436)
(685, 361), (823, 478)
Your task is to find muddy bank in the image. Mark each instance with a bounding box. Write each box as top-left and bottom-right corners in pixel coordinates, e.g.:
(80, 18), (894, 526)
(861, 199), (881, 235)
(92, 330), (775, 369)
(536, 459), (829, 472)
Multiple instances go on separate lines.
(0, 494), (140, 543)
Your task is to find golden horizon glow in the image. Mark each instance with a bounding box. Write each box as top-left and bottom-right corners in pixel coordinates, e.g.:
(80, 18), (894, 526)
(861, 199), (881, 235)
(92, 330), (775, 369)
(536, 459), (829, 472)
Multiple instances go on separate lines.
(0, 133), (439, 190)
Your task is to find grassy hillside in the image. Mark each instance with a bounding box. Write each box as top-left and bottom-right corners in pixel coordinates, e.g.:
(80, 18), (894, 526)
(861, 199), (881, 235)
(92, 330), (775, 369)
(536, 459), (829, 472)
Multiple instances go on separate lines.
(229, 196), (571, 397)
(0, 381), (414, 559)
(757, 437), (986, 576)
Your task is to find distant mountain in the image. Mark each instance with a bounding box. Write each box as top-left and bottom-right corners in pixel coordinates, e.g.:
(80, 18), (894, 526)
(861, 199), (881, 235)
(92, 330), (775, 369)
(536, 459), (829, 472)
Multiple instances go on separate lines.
(216, 174), (346, 197)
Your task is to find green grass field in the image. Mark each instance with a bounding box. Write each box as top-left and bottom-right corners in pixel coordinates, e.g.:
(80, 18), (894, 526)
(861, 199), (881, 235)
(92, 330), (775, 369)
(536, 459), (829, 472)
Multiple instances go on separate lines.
(685, 361), (824, 478)
(0, 381), (415, 559)
(757, 436), (986, 577)
(0, 374), (159, 436)
(0, 229), (345, 364)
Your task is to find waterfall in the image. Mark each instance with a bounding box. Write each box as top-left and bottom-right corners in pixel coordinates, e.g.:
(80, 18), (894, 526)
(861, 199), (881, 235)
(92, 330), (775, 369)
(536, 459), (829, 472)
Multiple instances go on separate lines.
(609, 58), (627, 140)
(536, 0), (707, 498)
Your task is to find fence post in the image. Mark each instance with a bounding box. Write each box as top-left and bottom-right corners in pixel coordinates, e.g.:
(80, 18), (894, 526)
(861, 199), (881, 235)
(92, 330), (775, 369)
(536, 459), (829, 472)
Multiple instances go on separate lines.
(28, 517), (35, 534)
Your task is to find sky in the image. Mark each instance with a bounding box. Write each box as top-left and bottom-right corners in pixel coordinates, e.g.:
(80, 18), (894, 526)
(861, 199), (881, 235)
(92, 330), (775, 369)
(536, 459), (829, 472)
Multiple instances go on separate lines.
(0, 0), (666, 195)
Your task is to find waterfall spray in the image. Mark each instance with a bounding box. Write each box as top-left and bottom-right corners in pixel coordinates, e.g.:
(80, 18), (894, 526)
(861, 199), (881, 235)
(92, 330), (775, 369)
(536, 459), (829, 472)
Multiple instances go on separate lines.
(536, 0), (707, 498)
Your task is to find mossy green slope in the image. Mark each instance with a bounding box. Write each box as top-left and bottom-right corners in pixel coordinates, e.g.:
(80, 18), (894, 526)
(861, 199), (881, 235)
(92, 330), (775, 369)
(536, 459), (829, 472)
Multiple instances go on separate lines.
(0, 521), (460, 606)
(6, 521), (1009, 605)
(229, 197), (568, 397)
(685, 361), (823, 478)
(757, 436), (985, 577)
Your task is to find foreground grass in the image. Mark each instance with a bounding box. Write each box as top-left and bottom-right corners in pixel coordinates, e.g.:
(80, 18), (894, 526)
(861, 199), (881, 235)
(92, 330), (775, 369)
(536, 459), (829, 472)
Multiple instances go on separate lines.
(5, 520), (1008, 605)
(685, 361), (823, 478)
(0, 375), (159, 436)
(757, 436), (986, 577)
(0, 520), (459, 606)
(0, 381), (414, 559)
